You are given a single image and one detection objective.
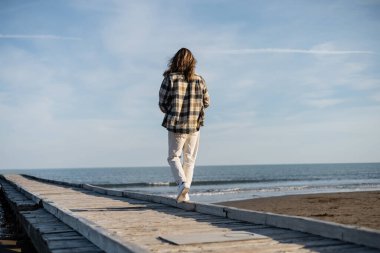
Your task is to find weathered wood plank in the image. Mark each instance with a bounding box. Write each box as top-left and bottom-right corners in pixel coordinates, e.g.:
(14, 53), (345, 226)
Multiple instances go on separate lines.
(51, 247), (105, 253)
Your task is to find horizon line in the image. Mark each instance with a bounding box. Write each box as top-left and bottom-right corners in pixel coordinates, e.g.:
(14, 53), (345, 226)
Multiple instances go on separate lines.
(1, 161), (379, 170)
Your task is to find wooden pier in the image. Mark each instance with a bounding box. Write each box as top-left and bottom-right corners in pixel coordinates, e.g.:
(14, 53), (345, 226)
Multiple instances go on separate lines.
(0, 174), (379, 253)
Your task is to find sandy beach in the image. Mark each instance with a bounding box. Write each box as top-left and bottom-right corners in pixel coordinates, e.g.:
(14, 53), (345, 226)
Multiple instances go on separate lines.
(218, 191), (380, 230)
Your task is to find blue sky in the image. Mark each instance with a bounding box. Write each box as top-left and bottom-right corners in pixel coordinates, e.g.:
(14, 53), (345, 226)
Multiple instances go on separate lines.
(1, 0), (379, 169)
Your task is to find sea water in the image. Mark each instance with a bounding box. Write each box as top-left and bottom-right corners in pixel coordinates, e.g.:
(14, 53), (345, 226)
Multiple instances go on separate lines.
(1, 163), (379, 203)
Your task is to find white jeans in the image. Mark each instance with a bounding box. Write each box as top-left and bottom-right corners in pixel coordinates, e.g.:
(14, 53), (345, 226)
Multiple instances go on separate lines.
(167, 131), (200, 188)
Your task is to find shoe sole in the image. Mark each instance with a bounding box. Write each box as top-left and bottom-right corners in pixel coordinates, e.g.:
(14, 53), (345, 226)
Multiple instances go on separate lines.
(176, 187), (189, 203)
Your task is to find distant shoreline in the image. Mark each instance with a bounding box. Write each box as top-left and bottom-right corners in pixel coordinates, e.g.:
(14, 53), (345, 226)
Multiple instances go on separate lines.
(217, 190), (380, 230)
(1, 161), (379, 171)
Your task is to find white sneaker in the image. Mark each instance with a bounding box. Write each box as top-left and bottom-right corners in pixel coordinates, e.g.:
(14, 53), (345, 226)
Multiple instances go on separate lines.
(176, 182), (189, 203)
(184, 193), (190, 202)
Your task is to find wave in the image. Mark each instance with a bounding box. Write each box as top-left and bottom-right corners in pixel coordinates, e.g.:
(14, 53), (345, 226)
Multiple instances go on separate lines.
(94, 178), (310, 188)
(95, 182), (174, 187)
(167, 183), (380, 198)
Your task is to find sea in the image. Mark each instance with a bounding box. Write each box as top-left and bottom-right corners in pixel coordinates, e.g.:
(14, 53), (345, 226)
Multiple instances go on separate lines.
(1, 163), (380, 203)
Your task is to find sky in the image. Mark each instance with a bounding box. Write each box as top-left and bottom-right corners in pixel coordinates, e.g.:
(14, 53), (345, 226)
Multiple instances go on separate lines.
(1, 0), (380, 169)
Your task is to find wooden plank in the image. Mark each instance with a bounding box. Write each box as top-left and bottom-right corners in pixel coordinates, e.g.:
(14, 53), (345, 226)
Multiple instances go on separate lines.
(307, 244), (371, 252)
(159, 231), (266, 245)
(47, 239), (96, 249)
(51, 246), (105, 253)
(43, 232), (84, 241)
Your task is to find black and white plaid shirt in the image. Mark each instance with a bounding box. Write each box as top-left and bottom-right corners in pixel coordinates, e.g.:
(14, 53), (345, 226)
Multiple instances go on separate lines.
(159, 73), (210, 133)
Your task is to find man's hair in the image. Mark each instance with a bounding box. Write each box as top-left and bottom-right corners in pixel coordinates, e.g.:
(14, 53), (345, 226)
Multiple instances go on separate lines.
(163, 48), (197, 81)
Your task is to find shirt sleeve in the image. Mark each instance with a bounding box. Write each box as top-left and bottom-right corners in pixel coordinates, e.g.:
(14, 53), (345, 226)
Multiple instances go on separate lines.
(202, 78), (210, 109)
(159, 76), (171, 113)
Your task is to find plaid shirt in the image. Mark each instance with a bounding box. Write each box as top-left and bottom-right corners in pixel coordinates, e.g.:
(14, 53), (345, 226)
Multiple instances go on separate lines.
(159, 73), (210, 133)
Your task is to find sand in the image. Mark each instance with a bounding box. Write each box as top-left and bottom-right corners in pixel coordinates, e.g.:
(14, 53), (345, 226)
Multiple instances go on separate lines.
(218, 191), (380, 230)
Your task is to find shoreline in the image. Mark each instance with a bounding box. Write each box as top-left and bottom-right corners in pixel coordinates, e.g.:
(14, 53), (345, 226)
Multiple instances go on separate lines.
(217, 190), (380, 230)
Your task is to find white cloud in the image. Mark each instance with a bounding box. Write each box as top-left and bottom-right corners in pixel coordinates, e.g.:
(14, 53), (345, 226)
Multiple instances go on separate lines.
(371, 93), (380, 102)
(0, 47), (56, 90)
(0, 34), (81, 41)
(99, 1), (239, 59)
(207, 48), (375, 55)
(200, 106), (380, 165)
(352, 78), (380, 91)
(304, 98), (346, 108)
